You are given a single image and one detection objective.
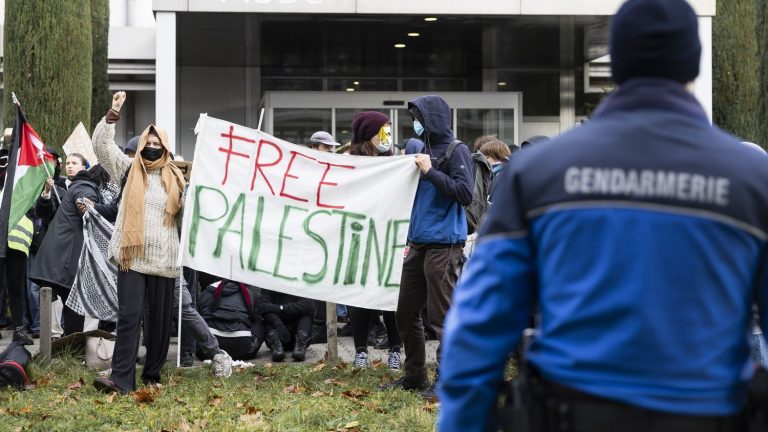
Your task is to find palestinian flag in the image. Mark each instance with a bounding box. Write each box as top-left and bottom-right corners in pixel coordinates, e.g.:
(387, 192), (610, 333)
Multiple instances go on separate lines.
(0, 103), (55, 257)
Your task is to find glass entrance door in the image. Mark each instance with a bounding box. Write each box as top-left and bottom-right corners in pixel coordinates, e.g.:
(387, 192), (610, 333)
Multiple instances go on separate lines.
(262, 91), (522, 149)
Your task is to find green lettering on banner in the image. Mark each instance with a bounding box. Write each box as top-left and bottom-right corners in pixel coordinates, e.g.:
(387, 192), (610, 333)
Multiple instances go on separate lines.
(213, 193), (246, 269)
(247, 196), (271, 274)
(273, 205), (309, 281)
(332, 209), (366, 284)
(344, 221), (364, 285)
(189, 186), (229, 257)
(361, 219), (391, 286)
(385, 219), (410, 287)
(302, 210), (331, 284)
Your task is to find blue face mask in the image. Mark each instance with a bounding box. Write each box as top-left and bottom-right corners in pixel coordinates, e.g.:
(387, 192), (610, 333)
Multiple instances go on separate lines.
(413, 120), (425, 137)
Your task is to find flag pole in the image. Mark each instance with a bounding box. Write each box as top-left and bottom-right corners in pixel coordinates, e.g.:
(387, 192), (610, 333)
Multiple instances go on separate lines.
(13, 92), (62, 204)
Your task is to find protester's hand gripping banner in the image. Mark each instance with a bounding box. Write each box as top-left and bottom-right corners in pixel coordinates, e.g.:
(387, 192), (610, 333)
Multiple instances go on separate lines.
(180, 115), (419, 311)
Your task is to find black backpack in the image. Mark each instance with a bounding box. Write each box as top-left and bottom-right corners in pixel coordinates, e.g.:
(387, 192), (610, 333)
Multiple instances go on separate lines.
(437, 140), (493, 235)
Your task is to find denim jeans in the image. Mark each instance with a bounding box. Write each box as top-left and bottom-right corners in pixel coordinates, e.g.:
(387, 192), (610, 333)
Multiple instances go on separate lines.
(752, 328), (768, 367)
(174, 277), (220, 359)
(24, 256), (40, 333)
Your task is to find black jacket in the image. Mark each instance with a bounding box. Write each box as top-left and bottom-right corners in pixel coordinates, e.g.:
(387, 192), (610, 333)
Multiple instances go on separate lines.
(30, 176), (68, 254)
(29, 172), (100, 289)
(198, 281), (258, 334)
(258, 289), (314, 328)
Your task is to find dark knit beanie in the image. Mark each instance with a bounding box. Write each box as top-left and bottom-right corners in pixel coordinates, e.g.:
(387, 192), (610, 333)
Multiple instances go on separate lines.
(610, 0), (701, 85)
(351, 111), (390, 144)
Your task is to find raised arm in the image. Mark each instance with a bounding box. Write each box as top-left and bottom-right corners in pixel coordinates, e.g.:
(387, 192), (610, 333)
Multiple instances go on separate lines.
(91, 92), (132, 182)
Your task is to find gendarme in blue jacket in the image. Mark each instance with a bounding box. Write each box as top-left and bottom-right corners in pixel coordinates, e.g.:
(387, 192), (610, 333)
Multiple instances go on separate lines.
(438, 78), (768, 431)
(406, 96), (473, 245)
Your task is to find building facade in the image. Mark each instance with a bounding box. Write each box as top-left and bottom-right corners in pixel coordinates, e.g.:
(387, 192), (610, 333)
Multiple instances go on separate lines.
(0, 0), (716, 158)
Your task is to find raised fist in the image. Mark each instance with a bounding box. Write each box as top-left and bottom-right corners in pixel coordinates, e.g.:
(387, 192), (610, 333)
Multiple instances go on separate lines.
(112, 91), (127, 112)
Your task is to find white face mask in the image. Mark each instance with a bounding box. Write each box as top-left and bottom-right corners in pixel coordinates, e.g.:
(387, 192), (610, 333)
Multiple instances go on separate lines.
(376, 126), (393, 153)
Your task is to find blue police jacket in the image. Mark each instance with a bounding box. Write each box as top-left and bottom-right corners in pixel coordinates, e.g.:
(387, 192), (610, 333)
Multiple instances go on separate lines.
(438, 78), (768, 431)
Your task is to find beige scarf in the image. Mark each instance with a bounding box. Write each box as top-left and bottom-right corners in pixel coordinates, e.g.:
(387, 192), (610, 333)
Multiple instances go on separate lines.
(117, 124), (186, 270)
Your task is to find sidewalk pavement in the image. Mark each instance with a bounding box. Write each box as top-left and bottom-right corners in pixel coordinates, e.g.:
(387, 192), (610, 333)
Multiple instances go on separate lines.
(0, 327), (439, 367)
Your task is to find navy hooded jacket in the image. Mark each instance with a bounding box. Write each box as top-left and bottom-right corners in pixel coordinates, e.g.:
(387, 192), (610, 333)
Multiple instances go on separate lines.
(438, 78), (768, 430)
(406, 96), (474, 245)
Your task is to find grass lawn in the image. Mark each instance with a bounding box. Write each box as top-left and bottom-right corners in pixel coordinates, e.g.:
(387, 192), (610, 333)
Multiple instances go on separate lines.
(0, 352), (438, 431)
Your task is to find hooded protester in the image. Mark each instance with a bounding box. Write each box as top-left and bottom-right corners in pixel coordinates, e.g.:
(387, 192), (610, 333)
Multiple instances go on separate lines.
(346, 111), (403, 371)
(91, 91), (187, 394)
(384, 95), (473, 399)
(198, 280), (263, 361)
(29, 164), (101, 336)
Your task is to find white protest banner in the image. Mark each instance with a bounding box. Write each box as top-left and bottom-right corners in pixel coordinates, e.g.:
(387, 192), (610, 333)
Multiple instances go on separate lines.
(180, 115), (419, 311)
(62, 122), (98, 165)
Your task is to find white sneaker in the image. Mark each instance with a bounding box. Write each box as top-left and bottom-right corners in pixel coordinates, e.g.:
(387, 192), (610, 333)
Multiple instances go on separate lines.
(353, 351), (369, 369)
(387, 349), (401, 371)
(212, 351), (233, 378)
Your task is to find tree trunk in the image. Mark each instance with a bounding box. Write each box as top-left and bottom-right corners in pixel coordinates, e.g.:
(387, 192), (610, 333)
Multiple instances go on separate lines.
(3, 0), (93, 151)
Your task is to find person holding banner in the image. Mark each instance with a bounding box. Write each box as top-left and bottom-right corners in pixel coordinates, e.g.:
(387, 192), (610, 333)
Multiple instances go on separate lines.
(29, 161), (101, 337)
(386, 95), (473, 398)
(347, 111), (403, 370)
(91, 91), (187, 394)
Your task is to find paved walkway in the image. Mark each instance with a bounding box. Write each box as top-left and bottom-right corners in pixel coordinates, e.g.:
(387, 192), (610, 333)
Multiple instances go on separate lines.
(0, 327), (438, 367)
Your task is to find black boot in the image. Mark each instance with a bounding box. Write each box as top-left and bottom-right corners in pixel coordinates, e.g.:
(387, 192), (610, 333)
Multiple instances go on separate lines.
(12, 327), (33, 346)
(291, 331), (309, 362)
(268, 330), (285, 362)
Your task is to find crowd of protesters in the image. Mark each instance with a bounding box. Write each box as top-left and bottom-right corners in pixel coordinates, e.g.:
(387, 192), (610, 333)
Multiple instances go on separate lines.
(0, 88), (520, 396)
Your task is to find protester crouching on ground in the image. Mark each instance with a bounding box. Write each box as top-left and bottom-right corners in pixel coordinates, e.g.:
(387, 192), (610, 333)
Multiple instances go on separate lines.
(29, 160), (100, 337)
(198, 279), (263, 362)
(91, 91), (187, 394)
(347, 111), (403, 371)
(257, 289), (314, 362)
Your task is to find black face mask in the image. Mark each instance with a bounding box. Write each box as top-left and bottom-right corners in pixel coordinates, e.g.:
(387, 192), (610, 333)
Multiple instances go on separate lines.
(141, 147), (164, 162)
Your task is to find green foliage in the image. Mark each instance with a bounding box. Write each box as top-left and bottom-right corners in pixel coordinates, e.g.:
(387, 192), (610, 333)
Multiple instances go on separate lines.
(3, 0), (93, 149)
(758, 0), (768, 146)
(0, 355), (438, 431)
(712, 0), (760, 143)
(90, 0), (111, 131)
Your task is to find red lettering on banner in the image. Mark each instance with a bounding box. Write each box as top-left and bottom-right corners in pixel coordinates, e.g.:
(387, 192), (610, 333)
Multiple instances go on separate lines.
(251, 139), (283, 194)
(279, 151), (316, 203)
(316, 162), (355, 209)
(218, 126), (256, 186)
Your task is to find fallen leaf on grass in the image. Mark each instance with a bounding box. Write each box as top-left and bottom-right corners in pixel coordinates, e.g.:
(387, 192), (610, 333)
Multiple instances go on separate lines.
(283, 385), (305, 394)
(310, 362), (327, 372)
(239, 412), (266, 428)
(106, 392), (117, 404)
(333, 362), (348, 371)
(209, 395), (222, 407)
(342, 388), (370, 399)
(68, 378), (85, 390)
(342, 420), (360, 429)
(131, 386), (160, 403)
(178, 415), (190, 431)
(193, 419), (208, 430)
(311, 391), (326, 398)
(264, 363), (273, 368)
(246, 406), (260, 415)
(24, 383), (37, 390)
(174, 396), (187, 406)
(380, 374), (391, 386)
(236, 402), (244, 408)
(423, 400), (440, 413)
(324, 378), (347, 386)
(371, 359), (383, 369)
(19, 406), (31, 414)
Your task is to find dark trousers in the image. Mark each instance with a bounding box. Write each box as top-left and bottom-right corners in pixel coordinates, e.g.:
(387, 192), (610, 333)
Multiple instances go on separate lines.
(0, 250), (28, 329)
(350, 307), (401, 350)
(396, 245), (462, 381)
(111, 270), (174, 392)
(265, 315), (313, 351)
(52, 285), (84, 336)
